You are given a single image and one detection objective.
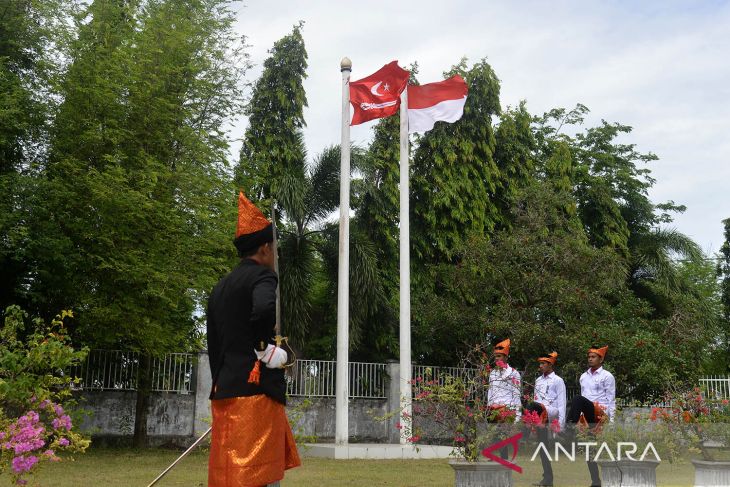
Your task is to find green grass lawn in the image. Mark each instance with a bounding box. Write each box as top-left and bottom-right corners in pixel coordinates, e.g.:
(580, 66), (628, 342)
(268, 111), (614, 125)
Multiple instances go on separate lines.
(1, 447), (695, 486)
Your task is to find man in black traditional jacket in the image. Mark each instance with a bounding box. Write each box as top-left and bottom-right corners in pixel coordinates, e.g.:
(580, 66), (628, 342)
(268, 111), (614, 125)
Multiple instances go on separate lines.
(206, 192), (300, 487)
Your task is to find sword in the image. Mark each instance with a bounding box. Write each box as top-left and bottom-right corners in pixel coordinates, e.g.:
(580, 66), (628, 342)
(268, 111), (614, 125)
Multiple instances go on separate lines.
(272, 200), (296, 367)
(146, 426), (211, 487)
(272, 199), (281, 335)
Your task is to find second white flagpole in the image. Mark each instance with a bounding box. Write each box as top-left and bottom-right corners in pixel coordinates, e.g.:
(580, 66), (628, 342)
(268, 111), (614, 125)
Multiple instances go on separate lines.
(399, 87), (412, 445)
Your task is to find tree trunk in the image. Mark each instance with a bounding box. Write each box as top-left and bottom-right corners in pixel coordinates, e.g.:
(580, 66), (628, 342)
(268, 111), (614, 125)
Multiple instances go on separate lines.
(133, 353), (152, 448)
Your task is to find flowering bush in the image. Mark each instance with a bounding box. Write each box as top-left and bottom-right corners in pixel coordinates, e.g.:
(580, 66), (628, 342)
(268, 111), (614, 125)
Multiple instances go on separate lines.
(0, 306), (90, 485)
(670, 388), (730, 460)
(396, 345), (521, 462)
(636, 387), (730, 462)
(1, 399), (89, 484)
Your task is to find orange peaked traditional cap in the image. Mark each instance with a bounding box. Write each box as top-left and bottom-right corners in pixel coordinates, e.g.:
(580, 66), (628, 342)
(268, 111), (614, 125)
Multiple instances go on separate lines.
(493, 338), (510, 356)
(537, 351), (558, 365)
(588, 345), (608, 359)
(236, 191), (270, 237)
(233, 191), (273, 254)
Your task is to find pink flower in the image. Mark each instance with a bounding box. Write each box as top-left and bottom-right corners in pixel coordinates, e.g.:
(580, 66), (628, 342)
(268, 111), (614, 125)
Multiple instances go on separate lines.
(510, 377), (520, 386)
(523, 410), (538, 424)
(495, 360), (507, 369)
(11, 455), (39, 474)
(395, 422), (402, 430)
(522, 410), (543, 428)
(550, 419), (561, 434)
(498, 409), (515, 421)
(58, 438), (70, 447)
(408, 435), (421, 443)
(52, 415), (72, 430)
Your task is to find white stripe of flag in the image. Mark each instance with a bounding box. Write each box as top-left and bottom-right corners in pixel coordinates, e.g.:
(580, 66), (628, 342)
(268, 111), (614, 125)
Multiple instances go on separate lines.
(407, 75), (468, 134)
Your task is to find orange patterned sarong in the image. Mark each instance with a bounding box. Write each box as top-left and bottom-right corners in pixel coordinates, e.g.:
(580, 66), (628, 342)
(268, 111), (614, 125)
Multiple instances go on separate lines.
(208, 395), (301, 487)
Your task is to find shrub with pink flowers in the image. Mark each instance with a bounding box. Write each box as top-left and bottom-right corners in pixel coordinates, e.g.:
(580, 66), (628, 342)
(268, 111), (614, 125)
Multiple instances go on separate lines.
(394, 344), (521, 462)
(0, 306), (90, 485)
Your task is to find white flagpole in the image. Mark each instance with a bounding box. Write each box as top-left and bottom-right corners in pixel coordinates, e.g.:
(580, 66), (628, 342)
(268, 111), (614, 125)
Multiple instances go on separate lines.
(335, 57), (352, 446)
(399, 87), (412, 444)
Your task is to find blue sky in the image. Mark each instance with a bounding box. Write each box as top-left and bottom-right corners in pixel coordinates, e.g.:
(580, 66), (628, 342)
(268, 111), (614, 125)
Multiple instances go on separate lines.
(231, 0), (730, 254)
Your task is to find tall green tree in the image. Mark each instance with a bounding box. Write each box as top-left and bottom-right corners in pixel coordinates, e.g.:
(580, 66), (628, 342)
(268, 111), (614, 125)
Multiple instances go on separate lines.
(27, 0), (245, 444)
(492, 101), (536, 224)
(0, 0), (74, 310)
(237, 21), (307, 201)
(410, 59), (502, 263)
(534, 105), (704, 310)
(28, 0), (137, 318)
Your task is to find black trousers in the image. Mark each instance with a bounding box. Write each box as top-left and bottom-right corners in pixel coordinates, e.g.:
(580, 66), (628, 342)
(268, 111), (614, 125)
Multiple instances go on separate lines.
(566, 395), (601, 486)
(526, 402), (552, 483)
(567, 394), (596, 424)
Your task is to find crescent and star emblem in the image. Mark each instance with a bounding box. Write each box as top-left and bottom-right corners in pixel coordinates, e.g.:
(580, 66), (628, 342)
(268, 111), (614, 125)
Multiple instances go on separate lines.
(370, 81), (391, 97)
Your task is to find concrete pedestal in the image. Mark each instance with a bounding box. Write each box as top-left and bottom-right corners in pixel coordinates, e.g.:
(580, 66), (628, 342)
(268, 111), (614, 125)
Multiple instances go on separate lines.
(692, 459), (730, 487)
(449, 460), (512, 487)
(598, 460), (659, 487)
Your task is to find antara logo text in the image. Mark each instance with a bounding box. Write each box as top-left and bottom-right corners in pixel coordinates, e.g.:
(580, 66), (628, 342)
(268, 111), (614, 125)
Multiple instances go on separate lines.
(481, 433), (662, 474)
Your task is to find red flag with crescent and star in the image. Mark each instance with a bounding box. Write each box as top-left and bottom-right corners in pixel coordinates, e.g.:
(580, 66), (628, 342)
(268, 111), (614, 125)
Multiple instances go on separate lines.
(349, 61), (410, 126)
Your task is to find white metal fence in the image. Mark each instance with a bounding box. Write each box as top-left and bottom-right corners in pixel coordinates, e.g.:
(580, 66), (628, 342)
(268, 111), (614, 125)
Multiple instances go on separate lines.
(70, 350), (195, 394)
(68, 351), (730, 402)
(700, 375), (730, 401)
(151, 353), (195, 393)
(286, 360), (387, 398)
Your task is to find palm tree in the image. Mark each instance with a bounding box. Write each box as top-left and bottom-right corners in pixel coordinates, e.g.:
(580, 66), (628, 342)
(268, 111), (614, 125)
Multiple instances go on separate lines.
(276, 145), (385, 355)
(628, 227), (704, 315)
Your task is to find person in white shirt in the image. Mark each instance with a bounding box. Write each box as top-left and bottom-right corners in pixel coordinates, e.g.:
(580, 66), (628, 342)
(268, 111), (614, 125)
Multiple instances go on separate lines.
(486, 338), (522, 459)
(525, 352), (566, 487)
(566, 345), (615, 487)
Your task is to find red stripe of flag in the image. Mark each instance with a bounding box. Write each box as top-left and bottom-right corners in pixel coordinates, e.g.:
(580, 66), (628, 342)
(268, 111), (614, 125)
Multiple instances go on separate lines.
(407, 75), (468, 109)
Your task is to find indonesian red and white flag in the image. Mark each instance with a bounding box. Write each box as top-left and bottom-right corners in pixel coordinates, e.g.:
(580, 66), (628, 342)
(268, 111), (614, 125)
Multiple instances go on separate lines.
(350, 61), (410, 126)
(407, 75), (468, 134)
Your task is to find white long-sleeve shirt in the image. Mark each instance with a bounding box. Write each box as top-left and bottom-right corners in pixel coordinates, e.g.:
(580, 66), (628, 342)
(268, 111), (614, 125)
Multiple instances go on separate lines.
(579, 366), (616, 421)
(487, 365), (522, 420)
(534, 372), (567, 428)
